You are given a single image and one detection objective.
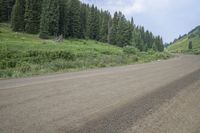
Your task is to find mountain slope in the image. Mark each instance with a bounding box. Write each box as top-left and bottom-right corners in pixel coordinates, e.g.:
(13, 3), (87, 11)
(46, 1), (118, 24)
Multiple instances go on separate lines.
(168, 26), (200, 54)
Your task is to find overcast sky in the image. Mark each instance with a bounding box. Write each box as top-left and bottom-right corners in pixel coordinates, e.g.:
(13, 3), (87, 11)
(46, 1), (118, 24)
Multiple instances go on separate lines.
(80, 0), (200, 43)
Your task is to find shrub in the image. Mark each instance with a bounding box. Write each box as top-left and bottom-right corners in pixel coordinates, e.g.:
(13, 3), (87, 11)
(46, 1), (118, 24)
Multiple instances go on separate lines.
(27, 50), (75, 61)
(7, 60), (17, 68)
(0, 70), (13, 78)
(0, 60), (7, 69)
(188, 41), (193, 50)
(123, 46), (138, 55)
(193, 49), (200, 55)
(17, 62), (31, 73)
(147, 49), (156, 55)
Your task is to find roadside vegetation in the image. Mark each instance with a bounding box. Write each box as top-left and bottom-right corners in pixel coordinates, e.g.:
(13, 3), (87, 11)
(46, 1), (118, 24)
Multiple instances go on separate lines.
(0, 24), (171, 78)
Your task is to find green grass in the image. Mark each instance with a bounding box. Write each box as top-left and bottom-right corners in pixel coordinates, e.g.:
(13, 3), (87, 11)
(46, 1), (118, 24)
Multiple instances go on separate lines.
(0, 23), (171, 78)
(168, 30), (200, 55)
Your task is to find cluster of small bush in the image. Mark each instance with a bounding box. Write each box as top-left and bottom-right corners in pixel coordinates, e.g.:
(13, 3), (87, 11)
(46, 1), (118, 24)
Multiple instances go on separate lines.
(0, 46), (139, 78)
(0, 43), (171, 78)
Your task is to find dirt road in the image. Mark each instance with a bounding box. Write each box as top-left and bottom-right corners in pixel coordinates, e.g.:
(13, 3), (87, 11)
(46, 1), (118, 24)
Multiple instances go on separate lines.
(0, 55), (200, 133)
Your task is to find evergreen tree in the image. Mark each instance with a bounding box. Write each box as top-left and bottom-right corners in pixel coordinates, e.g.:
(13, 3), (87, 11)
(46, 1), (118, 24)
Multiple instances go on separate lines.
(63, 0), (70, 37)
(39, 0), (50, 38)
(11, 0), (25, 32)
(39, 0), (60, 38)
(135, 32), (144, 51)
(25, 0), (42, 34)
(110, 12), (132, 47)
(48, 0), (60, 36)
(68, 0), (81, 38)
(110, 12), (119, 45)
(100, 11), (111, 43)
(145, 31), (154, 49)
(88, 5), (100, 40)
(58, 0), (66, 35)
(87, 5), (94, 39)
(0, 0), (2, 22)
(126, 21), (134, 46)
(153, 36), (164, 52)
(158, 37), (164, 52)
(93, 7), (100, 40)
(152, 42), (157, 51)
(80, 3), (88, 38)
(117, 13), (127, 47)
(0, 0), (15, 22)
(107, 16), (112, 44)
(85, 4), (90, 38)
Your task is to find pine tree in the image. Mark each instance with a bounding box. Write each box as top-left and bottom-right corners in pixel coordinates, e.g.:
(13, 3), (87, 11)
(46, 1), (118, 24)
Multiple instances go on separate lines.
(110, 12), (119, 45)
(39, 0), (60, 38)
(110, 12), (132, 47)
(93, 7), (100, 40)
(133, 26), (143, 51)
(11, 0), (25, 32)
(87, 5), (95, 39)
(39, 0), (50, 39)
(63, 0), (70, 37)
(100, 11), (111, 43)
(0, 0), (15, 22)
(88, 5), (100, 40)
(117, 13), (127, 47)
(126, 21), (133, 46)
(48, 0), (60, 36)
(0, 0), (3, 22)
(58, 0), (66, 36)
(0, 0), (2, 21)
(145, 31), (154, 49)
(68, 0), (81, 38)
(80, 3), (88, 38)
(158, 37), (164, 52)
(153, 36), (164, 52)
(25, 0), (42, 34)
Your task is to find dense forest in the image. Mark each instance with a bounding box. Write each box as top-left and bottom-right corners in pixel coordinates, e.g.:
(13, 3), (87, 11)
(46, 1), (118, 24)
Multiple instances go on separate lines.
(0, 0), (164, 52)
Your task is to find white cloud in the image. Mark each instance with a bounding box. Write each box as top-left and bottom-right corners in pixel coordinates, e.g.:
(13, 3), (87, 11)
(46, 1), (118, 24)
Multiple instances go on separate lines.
(124, 0), (145, 15)
(80, 0), (171, 17)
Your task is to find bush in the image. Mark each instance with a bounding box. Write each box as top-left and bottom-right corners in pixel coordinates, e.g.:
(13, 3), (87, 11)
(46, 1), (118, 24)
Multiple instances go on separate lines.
(188, 41), (193, 50)
(155, 52), (171, 60)
(27, 50), (75, 62)
(147, 49), (156, 55)
(0, 70), (13, 78)
(123, 46), (138, 55)
(17, 62), (31, 73)
(193, 49), (200, 55)
(0, 60), (7, 69)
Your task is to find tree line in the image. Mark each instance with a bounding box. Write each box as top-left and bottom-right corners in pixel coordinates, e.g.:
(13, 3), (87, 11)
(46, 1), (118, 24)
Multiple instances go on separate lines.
(0, 0), (164, 52)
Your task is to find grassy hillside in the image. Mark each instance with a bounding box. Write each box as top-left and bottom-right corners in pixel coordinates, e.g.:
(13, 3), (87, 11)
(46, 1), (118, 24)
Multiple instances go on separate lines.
(168, 26), (200, 54)
(0, 23), (171, 78)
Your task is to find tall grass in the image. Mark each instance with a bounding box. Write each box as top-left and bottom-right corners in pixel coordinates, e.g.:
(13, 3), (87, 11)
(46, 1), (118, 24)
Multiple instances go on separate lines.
(0, 23), (171, 78)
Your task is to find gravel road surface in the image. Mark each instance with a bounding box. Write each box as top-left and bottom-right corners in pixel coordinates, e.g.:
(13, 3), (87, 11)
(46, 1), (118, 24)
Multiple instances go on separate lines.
(0, 55), (200, 133)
